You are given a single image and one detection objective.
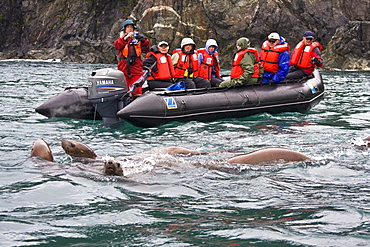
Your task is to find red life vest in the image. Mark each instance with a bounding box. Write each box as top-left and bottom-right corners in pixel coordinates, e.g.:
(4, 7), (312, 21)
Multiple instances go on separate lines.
(230, 48), (260, 79)
(260, 41), (290, 74)
(197, 48), (221, 80)
(290, 41), (322, 68)
(171, 48), (181, 55)
(146, 52), (176, 81)
(173, 50), (200, 78)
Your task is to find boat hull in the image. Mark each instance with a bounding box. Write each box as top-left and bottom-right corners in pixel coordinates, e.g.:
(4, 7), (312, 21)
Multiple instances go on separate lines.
(117, 70), (324, 128)
(35, 87), (101, 120)
(35, 70), (324, 128)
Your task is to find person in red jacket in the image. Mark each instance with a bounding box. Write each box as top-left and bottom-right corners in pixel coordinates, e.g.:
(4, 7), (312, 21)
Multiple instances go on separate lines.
(142, 41), (177, 92)
(286, 31), (323, 80)
(114, 19), (150, 95)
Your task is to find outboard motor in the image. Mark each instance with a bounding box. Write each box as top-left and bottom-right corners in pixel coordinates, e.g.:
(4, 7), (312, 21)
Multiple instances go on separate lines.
(88, 68), (127, 126)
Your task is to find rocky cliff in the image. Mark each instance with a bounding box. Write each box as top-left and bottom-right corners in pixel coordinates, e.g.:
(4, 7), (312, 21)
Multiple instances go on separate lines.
(0, 0), (369, 70)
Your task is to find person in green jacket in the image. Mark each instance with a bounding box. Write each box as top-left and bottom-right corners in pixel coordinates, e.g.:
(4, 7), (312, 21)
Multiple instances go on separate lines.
(219, 37), (263, 87)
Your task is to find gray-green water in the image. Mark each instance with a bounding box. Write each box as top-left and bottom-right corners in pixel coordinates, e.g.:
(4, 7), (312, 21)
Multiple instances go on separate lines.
(1, 60), (370, 246)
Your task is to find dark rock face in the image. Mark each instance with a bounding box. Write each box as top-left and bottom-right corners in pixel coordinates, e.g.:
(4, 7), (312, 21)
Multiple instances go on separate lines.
(0, 0), (137, 63)
(324, 21), (370, 70)
(0, 0), (369, 70)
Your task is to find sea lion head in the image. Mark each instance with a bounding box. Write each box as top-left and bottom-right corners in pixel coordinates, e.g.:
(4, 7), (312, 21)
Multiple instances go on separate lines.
(103, 159), (123, 176)
(30, 138), (54, 162)
(61, 139), (97, 159)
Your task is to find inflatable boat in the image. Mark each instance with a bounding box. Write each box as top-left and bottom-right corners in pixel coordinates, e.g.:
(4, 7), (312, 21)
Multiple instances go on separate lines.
(35, 68), (325, 128)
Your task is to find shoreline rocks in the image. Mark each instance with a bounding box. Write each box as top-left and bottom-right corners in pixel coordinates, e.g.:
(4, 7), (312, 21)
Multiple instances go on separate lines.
(0, 0), (369, 70)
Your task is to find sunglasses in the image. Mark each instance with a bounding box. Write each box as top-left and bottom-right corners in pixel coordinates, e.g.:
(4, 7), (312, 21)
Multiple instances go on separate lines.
(268, 39), (277, 43)
(305, 38), (313, 41)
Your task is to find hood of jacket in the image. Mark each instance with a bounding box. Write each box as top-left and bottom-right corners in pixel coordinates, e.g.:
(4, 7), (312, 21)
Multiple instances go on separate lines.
(181, 37), (196, 54)
(205, 39), (218, 55)
(149, 45), (159, 53)
(236, 37), (251, 50)
(277, 36), (287, 45)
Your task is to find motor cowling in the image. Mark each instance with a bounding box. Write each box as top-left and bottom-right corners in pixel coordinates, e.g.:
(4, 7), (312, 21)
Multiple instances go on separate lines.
(87, 68), (127, 102)
(87, 68), (128, 127)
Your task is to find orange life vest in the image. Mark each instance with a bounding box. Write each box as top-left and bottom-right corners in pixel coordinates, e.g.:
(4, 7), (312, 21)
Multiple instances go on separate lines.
(121, 38), (142, 58)
(146, 52), (176, 81)
(230, 48), (260, 79)
(290, 41), (322, 68)
(173, 50), (199, 78)
(197, 48), (221, 80)
(260, 41), (290, 74)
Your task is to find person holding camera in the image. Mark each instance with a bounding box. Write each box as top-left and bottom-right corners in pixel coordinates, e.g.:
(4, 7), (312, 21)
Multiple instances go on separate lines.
(286, 31), (323, 80)
(171, 38), (211, 89)
(114, 19), (150, 95)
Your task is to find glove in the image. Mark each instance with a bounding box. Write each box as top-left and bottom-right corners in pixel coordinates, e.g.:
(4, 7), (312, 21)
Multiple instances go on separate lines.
(232, 79), (243, 86)
(310, 57), (320, 65)
(135, 33), (145, 43)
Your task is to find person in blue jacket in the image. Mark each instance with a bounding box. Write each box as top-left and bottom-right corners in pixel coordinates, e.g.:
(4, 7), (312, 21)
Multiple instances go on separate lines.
(260, 32), (290, 83)
(197, 39), (224, 87)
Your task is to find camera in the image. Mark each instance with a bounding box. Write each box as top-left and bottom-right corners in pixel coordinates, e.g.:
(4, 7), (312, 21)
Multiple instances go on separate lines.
(130, 32), (138, 44)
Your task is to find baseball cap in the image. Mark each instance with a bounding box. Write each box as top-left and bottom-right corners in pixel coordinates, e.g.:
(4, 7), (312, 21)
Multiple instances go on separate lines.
(303, 31), (314, 39)
(158, 41), (169, 47)
(268, 32), (280, 40)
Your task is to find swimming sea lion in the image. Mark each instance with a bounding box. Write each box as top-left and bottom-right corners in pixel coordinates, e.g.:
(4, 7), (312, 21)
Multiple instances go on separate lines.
(61, 139), (97, 159)
(61, 139), (124, 176)
(226, 147), (313, 165)
(61, 140), (313, 166)
(33, 139), (313, 176)
(103, 159), (123, 176)
(143, 146), (201, 155)
(143, 146), (242, 155)
(30, 138), (54, 162)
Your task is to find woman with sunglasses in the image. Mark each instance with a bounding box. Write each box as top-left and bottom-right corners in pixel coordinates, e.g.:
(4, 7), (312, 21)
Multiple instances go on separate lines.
(286, 31), (323, 80)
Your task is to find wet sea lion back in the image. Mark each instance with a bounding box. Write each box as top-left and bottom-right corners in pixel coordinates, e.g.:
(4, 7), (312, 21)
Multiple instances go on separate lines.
(227, 147), (313, 165)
